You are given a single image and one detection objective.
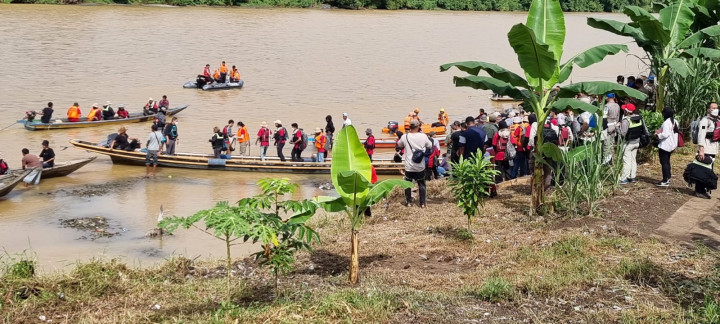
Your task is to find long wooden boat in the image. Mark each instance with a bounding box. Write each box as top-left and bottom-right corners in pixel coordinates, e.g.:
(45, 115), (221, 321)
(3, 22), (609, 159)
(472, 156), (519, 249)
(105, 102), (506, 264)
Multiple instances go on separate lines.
(23, 105), (189, 131)
(489, 94), (518, 102)
(70, 140), (403, 175)
(359, 136), (446, 149)
(0, 170), (32, 198)
(41, 157), (97, 178)
(381, 124), (446, 135)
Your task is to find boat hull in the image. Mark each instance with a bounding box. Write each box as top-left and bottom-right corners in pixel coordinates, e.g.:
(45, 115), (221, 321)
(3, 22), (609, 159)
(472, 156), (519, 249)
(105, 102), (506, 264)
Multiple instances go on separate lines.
(23, 106), (189, 131)
(360, 136), (446, 149)
(70, 140), (403, 175)
(42, 157), (97, 178)
(0, 170), (32, 198)
(184, 80), (244, 91)
(382, 124), (446, 135)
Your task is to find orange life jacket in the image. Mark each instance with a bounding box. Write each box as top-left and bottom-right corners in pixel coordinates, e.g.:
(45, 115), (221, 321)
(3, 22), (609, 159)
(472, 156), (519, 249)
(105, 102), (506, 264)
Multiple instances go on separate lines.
(403, 116), (413, 129)
(213, 70), (220, 79)
(231, 70), (241, 80)
(67, 105), (81, 119)
(88, 108), (100, 120)
(315, 134), (327, 152)
(438, 112), (449, 126)
(220, 65), (228, 73)
(236, 126), (249, 143)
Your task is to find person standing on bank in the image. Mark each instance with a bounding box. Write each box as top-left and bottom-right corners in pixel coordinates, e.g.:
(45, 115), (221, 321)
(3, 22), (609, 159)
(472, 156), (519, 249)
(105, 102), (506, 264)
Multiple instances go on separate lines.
(314, 128), (327, 163)
(364, 128), (375, 161)
(145, 124), (164, 178)
(698, 102), (719, 167)
(619, 103), (648, 184)
(163, 117), (179, 156)
(273, 120), (288, 162)
(655, 107), (679, 187)
(39, 140), (55, 168)
(290, 123), (303, 162)
(236, 121), (250, 156)
(397, 119), (432, 208)
(342, 113), (352, 128)
(325, 115), (335, 151)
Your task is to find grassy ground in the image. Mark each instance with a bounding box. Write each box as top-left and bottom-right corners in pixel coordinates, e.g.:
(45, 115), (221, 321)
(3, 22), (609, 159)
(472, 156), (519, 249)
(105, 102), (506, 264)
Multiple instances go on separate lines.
(1, 149), (719, 323)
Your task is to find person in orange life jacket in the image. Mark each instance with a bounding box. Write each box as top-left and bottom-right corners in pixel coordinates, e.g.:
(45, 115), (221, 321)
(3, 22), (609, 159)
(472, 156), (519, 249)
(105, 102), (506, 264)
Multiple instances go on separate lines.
(116, 104), (129, 119)
(509, 116), (529, 179)
(290, 123), (304, 162)
(143, 98), (158, 116)
(492, 122), (512, 182)
(314, 128), (327, 163)
(219, 61), (228, 83)
(433, 108), (449, 127)
(235, 121), (250, 156)
(273, 120), (288, 162)
(67, 102), (81, 122)
(222, 120), (235, 153)
(256, 121), (272, 161)
(411, 108), (424, 125)
(230, 66), (241, 82)
(88, 104), (102, 121)
(364, 128), (376, 161)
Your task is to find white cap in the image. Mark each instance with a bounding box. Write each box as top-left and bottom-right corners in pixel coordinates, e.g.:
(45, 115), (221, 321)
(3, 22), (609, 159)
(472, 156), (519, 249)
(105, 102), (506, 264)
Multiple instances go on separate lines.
(343, 113), (348, 117)
(274, 120), (282, 125)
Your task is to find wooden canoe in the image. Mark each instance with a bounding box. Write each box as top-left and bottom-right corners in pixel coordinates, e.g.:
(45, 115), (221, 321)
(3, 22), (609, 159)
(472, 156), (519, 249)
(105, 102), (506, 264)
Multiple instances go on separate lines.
(489, 94), (518, 102)
(70, 139), (403, 175)
(23, 105), (189, 131)
(359, 136), (446, 149)
(41, 157), (97, 178)
(381, 124), (446, 135)
(0, 170), (32, 198)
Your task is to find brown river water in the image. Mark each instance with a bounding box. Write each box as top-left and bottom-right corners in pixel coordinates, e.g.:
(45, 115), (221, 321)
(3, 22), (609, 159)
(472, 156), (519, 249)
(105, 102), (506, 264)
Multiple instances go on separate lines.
(0, 5), (642, 271)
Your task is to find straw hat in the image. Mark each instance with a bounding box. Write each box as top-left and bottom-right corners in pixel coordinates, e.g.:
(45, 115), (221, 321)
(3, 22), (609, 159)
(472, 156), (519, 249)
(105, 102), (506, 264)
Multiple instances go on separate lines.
(274, 120), (282, 125)
(261, 121), (268, 127)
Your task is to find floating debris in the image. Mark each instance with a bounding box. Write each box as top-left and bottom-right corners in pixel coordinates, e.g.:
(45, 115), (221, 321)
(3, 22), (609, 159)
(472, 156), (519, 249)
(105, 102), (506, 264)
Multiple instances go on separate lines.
(59, 217), (122, 240)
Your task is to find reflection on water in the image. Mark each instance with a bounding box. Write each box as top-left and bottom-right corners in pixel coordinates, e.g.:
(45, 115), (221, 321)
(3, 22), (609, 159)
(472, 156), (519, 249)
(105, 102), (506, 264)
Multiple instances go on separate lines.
(0, 5), (641, 271)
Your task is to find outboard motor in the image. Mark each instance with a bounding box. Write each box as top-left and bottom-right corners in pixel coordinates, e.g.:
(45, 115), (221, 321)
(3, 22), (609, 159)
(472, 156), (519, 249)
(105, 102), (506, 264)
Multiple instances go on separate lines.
(387, 121), (399, 133)
(25, 111), (37, 122)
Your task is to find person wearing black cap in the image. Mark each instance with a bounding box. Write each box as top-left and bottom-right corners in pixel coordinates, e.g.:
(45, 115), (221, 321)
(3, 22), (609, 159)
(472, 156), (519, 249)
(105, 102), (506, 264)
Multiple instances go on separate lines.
(39, 140), (55, 168)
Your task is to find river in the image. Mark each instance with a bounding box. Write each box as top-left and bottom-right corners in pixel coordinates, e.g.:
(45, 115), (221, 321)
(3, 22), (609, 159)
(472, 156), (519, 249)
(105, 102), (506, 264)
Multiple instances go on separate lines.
(0, 5), (642, 272)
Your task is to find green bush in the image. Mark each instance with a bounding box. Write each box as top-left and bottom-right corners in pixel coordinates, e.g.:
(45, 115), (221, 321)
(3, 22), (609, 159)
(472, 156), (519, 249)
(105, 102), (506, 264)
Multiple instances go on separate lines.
(475, 277), (513, 301)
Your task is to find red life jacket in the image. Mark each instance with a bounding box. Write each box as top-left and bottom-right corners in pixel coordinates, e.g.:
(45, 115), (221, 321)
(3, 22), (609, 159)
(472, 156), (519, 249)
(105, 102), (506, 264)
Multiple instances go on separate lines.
(558, 126), (571, 146)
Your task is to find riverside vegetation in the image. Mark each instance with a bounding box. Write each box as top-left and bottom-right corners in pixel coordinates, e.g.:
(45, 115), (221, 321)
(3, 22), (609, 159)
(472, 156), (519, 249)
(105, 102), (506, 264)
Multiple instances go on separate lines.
(4, 0), (654, 12)
(1, 149), (719, 322)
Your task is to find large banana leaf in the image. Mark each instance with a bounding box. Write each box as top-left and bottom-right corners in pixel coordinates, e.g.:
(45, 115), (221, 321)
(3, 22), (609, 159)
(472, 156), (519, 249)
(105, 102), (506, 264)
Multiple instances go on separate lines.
(558, 44), (629, 83)
(541, 142), (563, 162)
(587, 18), (654, 52)
(624, 6), (670, 47)
(550, 98), (599, 114)
(664, 57), (693, 77)
(526, 0), (565, 62)
(315, 196), (346, 213)
(507, 24), (558, 82)
(330, 125), (372, 202)
(363, 179), (414, 207)
(439, 61), (531, 89)
(682, 47), (720, 58)
(453, 76), (532, 100)
(659, 0), (695, 46)
(557, 81), (648, 100)
(679, 25), (720, 48)
(337, 170), (370, 195)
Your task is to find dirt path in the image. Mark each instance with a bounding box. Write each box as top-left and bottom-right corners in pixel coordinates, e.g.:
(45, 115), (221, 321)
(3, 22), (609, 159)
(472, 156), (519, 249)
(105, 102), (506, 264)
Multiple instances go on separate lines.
(656, 190), (720, 249)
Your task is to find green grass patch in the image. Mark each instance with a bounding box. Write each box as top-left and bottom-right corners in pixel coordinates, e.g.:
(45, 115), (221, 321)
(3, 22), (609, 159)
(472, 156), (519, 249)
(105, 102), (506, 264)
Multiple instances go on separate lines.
(455, 228), (473, 241)
(474, 277), (513, 302)
(616, 258), (662, 286)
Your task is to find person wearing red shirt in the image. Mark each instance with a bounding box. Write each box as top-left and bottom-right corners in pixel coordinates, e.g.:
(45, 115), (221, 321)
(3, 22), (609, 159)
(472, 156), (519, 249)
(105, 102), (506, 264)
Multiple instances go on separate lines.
(492, 124), (512, 182)
(364, 128), (376, 161)
(256, 122), (271, 161)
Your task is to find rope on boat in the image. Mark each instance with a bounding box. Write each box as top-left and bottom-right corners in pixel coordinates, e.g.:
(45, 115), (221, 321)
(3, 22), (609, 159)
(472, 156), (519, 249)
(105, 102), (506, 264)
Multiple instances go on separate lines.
(0, 121), (17, 132)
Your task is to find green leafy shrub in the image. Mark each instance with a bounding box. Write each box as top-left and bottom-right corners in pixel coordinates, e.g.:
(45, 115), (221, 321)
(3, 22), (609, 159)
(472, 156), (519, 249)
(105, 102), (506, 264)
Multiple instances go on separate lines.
(475, 277), (513, 301)
(448, 152), (499, 232)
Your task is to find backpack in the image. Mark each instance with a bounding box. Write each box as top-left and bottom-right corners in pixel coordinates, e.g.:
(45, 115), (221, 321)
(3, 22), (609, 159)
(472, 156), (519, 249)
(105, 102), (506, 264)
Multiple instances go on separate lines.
(571, 116), (583, 135)
(0, 160), (8, 175)
(222, 125), (230, 140)
(511, 125), (524, 149)
(259, 128), (270, 143)
(691, 116), (703, 144)
(713, 121), (720, 142)
(559, 126), (570, 146)
(300, 131), (308, 150)
(543, 123), (559, 145)
(505, 141), (517, 160)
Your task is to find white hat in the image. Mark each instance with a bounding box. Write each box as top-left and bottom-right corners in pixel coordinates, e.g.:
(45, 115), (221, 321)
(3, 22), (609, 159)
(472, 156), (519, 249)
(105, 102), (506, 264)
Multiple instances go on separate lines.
(508, 111), (516, 117)
(149, 97), (153, 101)
(106, 101), (111, 105)
(118, 104), (124, 108)
(342, 113), (348, 117)
(261, 121), (267, 127)
(274, 120), (282, 125)
(92, 103), (98, 108)
(513, 116), (522, 124)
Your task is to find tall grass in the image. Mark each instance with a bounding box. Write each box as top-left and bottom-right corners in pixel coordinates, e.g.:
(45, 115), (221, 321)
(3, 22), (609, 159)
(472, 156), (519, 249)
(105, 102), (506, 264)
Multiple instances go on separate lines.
(666, 56), (720, 129)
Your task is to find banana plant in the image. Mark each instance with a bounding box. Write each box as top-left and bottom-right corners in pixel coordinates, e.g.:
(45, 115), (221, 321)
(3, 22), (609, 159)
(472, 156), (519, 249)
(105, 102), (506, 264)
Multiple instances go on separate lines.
(316, 125), (412, 284)
(588, 0), (720, 112)
(440, 0), (646, 212)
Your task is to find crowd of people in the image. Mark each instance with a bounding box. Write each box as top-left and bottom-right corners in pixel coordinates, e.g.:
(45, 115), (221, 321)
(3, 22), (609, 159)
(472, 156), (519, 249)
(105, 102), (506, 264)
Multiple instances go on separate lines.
(28, 95), (171, 124)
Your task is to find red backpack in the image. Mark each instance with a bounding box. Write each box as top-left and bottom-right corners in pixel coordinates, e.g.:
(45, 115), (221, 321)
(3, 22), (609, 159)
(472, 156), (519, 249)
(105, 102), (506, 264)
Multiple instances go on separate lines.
(558, 126), (570, 146)
(713, 121), (720, 142)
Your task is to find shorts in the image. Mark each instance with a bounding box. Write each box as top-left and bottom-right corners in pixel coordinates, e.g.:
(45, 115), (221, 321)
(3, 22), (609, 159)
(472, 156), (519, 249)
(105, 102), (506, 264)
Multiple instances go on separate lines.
(145, 150), (159, 165)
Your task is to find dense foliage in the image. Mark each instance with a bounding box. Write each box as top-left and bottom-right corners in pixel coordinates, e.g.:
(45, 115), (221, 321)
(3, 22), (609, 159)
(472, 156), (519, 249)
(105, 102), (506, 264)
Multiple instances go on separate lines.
(4, 0), (654, 11)
(448, 152), (499, 232)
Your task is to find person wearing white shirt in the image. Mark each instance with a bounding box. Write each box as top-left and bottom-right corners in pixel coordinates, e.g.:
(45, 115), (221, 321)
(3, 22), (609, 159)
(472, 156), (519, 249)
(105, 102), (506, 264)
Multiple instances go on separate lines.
(342, 113), (352, 128)
(656, 106), (679, 187)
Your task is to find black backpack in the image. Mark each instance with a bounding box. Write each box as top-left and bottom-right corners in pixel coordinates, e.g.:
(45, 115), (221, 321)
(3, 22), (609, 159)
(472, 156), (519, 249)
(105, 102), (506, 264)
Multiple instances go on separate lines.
(543, 123), (559, 145)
